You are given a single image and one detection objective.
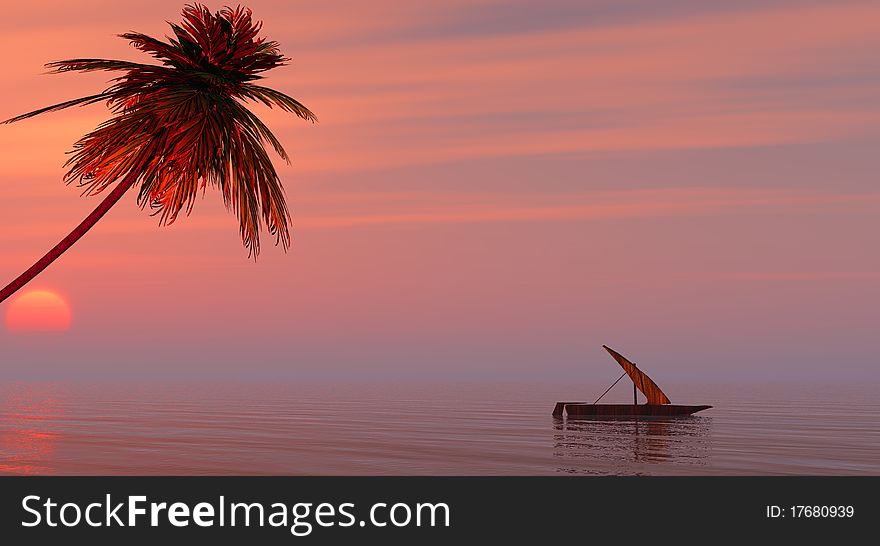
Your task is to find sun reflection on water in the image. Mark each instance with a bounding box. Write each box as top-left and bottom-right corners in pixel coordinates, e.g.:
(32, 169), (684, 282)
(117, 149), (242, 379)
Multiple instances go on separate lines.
(0, 385), (64, 474)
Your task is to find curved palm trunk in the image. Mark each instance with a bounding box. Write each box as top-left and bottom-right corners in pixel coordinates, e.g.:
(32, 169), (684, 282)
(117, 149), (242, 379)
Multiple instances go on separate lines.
(0, 174), (137, 304)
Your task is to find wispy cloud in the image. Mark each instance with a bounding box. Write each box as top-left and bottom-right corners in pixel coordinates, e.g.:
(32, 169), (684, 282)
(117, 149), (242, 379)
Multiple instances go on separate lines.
(292, 187), (880, 228)
(2, 187), (876, 241)
(3, 1), (878, 177)
(717, 271), (880, 282)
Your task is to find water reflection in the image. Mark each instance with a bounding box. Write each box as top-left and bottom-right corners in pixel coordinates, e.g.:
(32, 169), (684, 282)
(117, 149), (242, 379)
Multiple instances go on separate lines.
(552, 416), (712, 473)
(0, 384), (64, 475)
(0, 380), (875, 475)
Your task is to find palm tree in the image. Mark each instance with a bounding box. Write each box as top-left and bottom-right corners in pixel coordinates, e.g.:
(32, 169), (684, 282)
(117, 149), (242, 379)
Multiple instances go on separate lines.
(0, 4), (316, 304)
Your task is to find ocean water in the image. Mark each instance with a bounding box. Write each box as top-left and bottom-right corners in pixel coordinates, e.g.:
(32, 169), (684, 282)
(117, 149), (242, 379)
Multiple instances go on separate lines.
(0, 380), (877, 475)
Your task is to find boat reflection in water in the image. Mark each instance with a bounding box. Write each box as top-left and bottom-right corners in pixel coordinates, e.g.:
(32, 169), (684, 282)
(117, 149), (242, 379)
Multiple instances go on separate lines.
(552, 416), (712, 473)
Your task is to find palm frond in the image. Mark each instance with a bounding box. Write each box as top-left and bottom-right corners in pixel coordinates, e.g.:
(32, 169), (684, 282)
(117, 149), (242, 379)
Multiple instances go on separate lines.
(229, 100), (290, 163)
(45, 59), (164, 74)
(1, 93), (112, 124)
(240, 84), (318, 122)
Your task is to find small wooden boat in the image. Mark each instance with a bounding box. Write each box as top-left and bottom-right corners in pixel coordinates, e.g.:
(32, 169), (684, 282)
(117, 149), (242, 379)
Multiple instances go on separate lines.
(553, 345), (711, 418)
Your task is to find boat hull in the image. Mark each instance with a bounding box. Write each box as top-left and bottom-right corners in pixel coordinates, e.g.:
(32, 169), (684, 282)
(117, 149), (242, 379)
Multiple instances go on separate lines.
(553, 403), (711, 417)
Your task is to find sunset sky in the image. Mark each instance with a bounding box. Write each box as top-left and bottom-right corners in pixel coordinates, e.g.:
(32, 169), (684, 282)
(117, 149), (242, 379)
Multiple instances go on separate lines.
(1, 0), (878, 382)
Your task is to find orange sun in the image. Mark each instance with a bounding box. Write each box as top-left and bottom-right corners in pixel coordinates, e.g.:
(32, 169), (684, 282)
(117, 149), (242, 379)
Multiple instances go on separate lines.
(4, 290), (72, 332)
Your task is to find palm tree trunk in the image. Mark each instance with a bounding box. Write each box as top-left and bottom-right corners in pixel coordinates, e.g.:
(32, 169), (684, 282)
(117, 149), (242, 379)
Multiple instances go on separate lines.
(0, 174), (137, 304)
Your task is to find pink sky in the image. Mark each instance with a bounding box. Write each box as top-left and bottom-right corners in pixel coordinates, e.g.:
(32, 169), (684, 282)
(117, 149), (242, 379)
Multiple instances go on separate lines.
(1, 0), (878, 381)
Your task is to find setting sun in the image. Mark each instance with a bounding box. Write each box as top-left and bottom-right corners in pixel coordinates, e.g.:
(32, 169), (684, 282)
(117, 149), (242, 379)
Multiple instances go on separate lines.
(4, 290), (72, 333)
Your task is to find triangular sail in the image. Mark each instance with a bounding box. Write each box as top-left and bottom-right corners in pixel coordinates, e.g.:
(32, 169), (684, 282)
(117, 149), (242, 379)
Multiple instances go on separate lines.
(602, 345), (671, 405)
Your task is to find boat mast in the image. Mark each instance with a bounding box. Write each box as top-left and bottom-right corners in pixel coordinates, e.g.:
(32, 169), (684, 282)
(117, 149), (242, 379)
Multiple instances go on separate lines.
(632, 361), (637, 404)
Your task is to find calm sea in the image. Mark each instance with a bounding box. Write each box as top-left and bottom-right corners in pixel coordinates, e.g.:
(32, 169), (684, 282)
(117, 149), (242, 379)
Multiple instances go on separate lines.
(0, 380), (877, 475)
